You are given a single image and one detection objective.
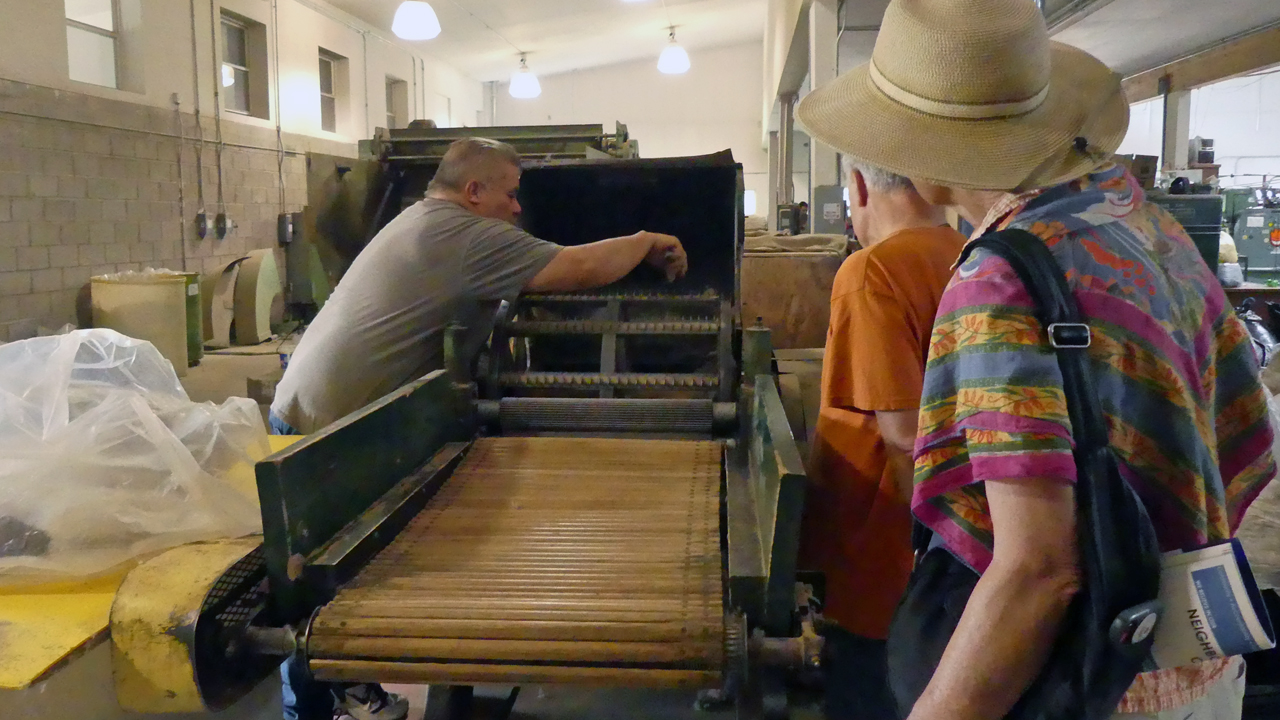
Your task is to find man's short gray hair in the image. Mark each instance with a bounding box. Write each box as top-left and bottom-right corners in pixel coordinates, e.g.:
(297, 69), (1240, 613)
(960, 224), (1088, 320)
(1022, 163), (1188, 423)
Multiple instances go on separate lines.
(427, 138), (522, 193)
(841, 155), (913, 192)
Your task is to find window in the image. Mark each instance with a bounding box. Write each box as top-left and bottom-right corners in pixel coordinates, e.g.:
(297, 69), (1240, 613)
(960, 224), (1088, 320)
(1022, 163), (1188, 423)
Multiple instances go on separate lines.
(385, 77), (408, 130)
(319, 52), (338, 133)
(219, 12), (268, 119)
(222, 16), (250, 114)
(65, 0), (118, 88)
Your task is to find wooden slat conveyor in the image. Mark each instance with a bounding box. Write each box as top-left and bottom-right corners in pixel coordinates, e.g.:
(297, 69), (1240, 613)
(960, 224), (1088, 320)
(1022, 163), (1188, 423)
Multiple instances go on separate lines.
(307, 436), (725, 688)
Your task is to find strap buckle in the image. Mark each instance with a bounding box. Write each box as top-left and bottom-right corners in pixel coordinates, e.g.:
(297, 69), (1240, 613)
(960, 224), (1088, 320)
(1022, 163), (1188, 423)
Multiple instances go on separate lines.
(1048, 322), (1091, 349)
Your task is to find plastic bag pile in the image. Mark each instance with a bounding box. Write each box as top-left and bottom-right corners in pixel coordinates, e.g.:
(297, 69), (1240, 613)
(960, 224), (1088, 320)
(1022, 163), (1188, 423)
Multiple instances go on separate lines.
(0, 329), (266, 585)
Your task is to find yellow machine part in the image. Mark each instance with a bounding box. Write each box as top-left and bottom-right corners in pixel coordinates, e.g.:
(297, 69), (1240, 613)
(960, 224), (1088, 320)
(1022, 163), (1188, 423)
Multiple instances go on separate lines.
(0, 436), (299, 693)
(110, 537), (263, 713)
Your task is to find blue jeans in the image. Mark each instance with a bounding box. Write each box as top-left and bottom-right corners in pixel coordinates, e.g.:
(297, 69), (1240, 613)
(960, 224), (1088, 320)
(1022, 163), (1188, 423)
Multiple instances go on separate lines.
(822, 626), (900, 720)
(269, 411), (299, 436)
(269, 412), (337, 720)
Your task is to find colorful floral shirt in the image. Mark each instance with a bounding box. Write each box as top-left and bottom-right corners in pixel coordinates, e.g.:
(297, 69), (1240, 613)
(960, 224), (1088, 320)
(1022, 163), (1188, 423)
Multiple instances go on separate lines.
(912, 163), (1276, 713)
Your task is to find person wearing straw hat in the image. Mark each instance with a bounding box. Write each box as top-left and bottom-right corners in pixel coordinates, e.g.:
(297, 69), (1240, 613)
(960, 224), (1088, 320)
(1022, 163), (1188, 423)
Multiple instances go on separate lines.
(798, 1), (1275, 719)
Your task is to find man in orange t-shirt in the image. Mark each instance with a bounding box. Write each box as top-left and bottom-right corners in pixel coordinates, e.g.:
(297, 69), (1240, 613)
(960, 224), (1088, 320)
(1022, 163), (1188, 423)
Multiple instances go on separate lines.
(801, 160), (964, 720)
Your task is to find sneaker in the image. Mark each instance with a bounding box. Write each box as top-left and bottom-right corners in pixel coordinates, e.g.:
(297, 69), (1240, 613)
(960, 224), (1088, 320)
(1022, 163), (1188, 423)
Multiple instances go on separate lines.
(336, 684), (409, 720)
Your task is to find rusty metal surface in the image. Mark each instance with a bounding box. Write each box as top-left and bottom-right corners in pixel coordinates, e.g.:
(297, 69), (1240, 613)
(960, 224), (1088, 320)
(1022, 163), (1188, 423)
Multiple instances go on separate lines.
(309, 437), (724, 687)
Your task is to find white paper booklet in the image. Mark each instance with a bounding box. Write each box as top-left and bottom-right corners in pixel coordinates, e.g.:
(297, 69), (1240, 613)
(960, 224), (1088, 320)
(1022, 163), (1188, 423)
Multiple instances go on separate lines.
(1151, 538), (1276, 669)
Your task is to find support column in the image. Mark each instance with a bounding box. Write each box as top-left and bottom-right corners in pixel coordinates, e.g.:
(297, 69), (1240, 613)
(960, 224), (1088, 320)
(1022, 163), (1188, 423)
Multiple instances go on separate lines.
(767, 130), (780, 232)
(778, 94), (796, 207)
(808, 0), (840, 190)
(1160, 77), (1191, 171)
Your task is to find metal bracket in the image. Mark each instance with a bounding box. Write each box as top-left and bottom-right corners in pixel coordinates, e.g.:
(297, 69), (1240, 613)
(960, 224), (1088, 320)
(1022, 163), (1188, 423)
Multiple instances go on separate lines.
(304, 442), (470, 596)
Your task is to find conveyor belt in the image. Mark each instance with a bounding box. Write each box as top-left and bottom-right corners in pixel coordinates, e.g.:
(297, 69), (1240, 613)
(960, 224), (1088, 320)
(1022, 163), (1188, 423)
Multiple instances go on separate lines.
(308, 437), (725, 687)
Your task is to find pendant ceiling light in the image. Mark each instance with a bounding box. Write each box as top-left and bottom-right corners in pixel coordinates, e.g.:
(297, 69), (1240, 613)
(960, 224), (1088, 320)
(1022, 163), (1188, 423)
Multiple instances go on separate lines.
(657, 27), (690, 75)
(392, 1), (441, 41)
(509, 55), (541, 99)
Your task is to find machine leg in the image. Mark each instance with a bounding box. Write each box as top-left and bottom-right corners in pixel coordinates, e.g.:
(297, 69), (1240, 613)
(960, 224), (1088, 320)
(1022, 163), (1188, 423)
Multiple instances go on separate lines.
(422, 685), (520, 720)
(736, 668), (790, 720)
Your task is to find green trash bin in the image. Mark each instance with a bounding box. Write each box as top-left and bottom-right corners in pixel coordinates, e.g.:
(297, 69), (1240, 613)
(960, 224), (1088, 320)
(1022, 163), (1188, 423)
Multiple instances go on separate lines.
(177, 272), (203, 367)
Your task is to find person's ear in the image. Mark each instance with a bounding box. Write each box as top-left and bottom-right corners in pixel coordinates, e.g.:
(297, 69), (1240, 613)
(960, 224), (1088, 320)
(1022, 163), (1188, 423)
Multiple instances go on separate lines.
(853, 170), (871, 209)
(464, 179), (484, 204)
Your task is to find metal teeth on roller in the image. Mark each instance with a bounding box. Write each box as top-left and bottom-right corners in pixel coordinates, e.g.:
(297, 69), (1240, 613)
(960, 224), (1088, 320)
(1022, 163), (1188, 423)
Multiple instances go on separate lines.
(489, 398), (726, 434)
(521, 290), (722, 303)
(499, 372), (720, 390)
(505, 319), (720, 335)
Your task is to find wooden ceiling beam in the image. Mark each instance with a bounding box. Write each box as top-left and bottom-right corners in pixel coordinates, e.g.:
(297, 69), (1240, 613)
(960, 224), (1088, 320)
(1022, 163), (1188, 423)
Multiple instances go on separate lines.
(1122, 23), (1280, 104)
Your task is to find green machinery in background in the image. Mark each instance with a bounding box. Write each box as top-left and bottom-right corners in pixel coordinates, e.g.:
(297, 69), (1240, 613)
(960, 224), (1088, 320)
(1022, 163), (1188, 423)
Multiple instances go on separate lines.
(280, 123), (640, 317)
(1229, 184), (1280, 283)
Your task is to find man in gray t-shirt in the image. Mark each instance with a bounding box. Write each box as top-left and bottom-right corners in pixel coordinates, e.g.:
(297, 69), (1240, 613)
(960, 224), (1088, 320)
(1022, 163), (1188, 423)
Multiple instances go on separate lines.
(272, 137), (687, 434)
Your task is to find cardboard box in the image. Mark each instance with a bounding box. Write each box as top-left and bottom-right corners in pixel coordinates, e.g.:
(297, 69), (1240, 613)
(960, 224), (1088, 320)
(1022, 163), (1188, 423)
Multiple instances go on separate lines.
(1116, 153), (1160, 190)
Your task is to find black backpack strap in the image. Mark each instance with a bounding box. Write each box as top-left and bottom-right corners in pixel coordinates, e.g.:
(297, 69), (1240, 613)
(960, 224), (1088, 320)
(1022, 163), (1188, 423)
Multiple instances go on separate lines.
(956, 229), (1108, 455)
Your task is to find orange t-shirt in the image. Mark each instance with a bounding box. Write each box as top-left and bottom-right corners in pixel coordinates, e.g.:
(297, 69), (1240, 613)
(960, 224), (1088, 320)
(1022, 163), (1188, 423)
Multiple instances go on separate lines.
(800, 225), (965, 639)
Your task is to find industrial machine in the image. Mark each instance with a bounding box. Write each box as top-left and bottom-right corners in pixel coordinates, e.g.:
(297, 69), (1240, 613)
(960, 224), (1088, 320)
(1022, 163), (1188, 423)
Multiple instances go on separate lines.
(111, 150), (820, 719)
(1149, 192), (1224, 269)
(284, 123), (641, 316)
(1232, 184), (1280, 282)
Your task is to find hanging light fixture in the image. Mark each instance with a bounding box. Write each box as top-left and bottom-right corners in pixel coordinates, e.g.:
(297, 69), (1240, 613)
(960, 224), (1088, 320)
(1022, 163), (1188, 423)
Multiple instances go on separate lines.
(221, 65), (235, 87)
(657, 27), (690, 75)
(660, 26), (691, 74)
(392, 1), (441, 41)
(509, 55), (541, 99)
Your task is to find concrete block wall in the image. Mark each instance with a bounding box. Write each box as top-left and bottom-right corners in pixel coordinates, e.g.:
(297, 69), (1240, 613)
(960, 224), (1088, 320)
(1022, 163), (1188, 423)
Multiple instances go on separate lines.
(0, 78), (356, 329)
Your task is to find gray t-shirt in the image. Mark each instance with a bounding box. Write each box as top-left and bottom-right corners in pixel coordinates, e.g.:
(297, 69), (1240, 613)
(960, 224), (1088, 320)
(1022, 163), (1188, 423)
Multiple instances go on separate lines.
(272, 198), (562, 433)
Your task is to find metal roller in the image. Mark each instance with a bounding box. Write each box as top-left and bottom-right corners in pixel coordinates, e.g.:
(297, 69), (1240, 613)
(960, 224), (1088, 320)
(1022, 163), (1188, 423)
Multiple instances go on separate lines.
(498, 372), (719, 390)
(506, 319), (721, 335)
(478, 397), (736, 434)
(522, 290), (721, 303)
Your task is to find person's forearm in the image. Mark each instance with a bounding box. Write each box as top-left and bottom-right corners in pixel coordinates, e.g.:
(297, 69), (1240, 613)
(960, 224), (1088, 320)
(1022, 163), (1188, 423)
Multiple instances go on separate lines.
(907, 557), (1078, 720)
(573, 233), (655, 287)
(876, 409), (919, 504)
(885, 446), (915, 504)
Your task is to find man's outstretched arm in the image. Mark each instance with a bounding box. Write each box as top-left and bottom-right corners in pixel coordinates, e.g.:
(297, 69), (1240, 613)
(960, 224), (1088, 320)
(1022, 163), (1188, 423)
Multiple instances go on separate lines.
(525, 232), (688, 292)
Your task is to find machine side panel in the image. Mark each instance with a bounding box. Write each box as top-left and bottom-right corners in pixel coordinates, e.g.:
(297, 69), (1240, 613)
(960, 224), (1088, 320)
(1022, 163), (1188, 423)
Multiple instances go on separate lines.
(750, 375), (808, 636)
(255, 370), (470, 617)
(302, 152), (387, 294)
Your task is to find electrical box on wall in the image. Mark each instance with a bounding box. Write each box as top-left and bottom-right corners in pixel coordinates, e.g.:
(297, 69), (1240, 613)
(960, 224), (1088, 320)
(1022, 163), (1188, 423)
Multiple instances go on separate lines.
(811, 185), (847, 236)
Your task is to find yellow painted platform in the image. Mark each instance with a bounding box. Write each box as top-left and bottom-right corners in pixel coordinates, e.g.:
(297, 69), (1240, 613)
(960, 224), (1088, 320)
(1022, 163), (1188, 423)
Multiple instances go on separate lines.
(0, 435), (301, 690)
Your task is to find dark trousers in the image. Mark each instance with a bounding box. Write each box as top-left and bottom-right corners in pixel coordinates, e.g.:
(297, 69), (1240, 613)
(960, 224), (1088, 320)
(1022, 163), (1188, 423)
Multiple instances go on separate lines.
(270, 412), (341, 720)
(822, 626), (901, 720)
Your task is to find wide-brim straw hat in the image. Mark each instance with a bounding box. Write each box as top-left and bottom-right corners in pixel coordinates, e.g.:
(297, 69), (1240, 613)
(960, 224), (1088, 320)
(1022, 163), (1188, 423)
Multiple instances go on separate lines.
(797, 0), (1129, 192)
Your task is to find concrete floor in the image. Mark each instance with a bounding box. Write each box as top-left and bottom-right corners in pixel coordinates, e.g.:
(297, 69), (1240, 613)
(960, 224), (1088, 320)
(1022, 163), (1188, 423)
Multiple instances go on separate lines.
(177, 352), (804, 720)
(183, 354), (281, 406)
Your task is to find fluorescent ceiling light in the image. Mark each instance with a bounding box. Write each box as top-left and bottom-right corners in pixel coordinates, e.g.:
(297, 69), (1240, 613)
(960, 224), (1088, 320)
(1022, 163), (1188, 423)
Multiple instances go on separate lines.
(392, 1), (441, 41)
(658, 28), (690, 75)
(510, 55), (541, 99)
